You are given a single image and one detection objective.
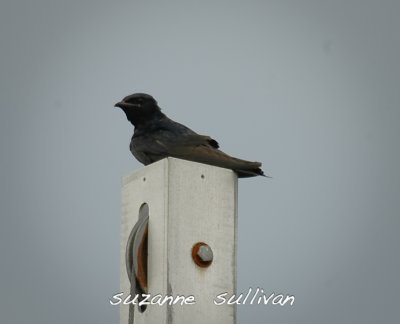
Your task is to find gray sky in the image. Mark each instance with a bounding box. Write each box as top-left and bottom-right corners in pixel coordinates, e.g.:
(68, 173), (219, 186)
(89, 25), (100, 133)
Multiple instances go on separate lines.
(1, 1), (399, 323)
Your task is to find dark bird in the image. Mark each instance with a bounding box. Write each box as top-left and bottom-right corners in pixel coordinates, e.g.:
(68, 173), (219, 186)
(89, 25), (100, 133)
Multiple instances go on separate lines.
(114, 93), (267, 178)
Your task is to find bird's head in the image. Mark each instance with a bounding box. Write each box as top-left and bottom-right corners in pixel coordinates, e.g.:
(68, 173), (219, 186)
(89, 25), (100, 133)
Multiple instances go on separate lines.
(114, 93), (163, 126)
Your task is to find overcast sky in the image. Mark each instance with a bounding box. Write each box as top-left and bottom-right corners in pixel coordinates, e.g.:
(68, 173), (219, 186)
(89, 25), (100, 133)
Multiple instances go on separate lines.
(1, 1), (399, 323)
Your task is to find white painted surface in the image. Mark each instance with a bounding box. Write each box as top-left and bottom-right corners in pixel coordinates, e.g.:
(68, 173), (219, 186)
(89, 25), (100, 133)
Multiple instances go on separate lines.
(120, 158), (238, 324)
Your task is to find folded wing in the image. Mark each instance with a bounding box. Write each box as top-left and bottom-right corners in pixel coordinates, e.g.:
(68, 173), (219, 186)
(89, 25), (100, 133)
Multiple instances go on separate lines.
(131, 131), (264, 178)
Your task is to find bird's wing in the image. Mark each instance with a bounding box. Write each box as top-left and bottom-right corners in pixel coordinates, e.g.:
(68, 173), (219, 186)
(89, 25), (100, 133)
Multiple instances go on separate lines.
(170, 144), (261, 169)
(169, 134), (219, 149)
(132, 130), (219, 162)
(132, 128), (263, 176)
(170, 145), (265, 177)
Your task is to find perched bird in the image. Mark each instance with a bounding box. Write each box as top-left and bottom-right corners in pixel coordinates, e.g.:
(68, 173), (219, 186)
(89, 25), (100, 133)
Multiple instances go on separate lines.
(114, 93), (266, 178)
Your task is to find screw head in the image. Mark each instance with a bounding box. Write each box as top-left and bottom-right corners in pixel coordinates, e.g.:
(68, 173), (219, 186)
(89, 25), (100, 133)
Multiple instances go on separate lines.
(192, 242), (213, 268)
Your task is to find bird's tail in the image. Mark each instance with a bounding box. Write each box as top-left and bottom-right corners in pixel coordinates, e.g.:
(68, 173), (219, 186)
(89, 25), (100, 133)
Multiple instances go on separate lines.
(172, 145), (268, 178)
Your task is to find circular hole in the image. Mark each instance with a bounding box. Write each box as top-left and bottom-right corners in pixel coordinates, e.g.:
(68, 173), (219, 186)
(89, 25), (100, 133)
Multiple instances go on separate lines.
(143, 177), (146, 182)
(201, 174), (205, 179)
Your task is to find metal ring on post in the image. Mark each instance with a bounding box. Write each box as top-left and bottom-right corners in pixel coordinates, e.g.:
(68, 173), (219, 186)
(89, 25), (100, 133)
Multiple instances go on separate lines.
(125, 203), (149, 316)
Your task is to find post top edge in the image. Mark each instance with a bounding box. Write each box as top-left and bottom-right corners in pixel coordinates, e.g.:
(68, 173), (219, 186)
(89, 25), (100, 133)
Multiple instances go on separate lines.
(122, 157), (237, 185)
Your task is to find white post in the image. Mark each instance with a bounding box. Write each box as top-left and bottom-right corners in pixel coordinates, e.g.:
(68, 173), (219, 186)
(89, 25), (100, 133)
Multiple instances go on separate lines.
(120, 157), (238, 324)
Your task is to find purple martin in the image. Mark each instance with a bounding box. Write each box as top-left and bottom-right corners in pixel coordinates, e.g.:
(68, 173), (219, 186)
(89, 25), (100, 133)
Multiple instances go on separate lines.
(114, 93), (267, 178)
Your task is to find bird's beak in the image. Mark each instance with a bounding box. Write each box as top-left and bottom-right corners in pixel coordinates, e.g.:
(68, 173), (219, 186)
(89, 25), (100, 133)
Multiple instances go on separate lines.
(114, 102), (140, 109)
